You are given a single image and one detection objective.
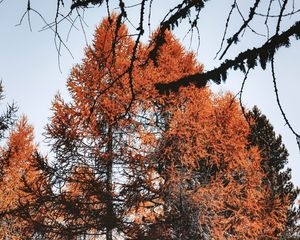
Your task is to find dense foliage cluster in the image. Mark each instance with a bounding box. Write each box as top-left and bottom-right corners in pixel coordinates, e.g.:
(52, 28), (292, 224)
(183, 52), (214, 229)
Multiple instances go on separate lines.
(0, 16), (299, 239)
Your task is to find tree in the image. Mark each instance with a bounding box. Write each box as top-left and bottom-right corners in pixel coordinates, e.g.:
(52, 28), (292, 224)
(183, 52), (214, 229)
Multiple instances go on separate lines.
(24, 16), (204, 240)
(0, 82), (17, 142)
(130, 91), (279, 239)
(128, 96), (297, 239)
(0, 82), (18, 238)
(31, 15), (136, 239)
(247, 106), (300, 239)
(0, 116), (41, 239)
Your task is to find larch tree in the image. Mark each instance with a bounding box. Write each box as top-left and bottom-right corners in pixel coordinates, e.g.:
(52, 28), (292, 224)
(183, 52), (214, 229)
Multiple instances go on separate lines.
(118, 27), (290, 239)
(129, 90), (269, 239)
(0, 116), (42, 239)
(36, 15), (136, 239)
(26, 16), (204, 239)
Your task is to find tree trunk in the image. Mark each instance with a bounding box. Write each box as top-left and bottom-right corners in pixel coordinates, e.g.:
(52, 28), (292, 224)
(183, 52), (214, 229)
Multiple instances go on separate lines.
(106, 125), (113, 240)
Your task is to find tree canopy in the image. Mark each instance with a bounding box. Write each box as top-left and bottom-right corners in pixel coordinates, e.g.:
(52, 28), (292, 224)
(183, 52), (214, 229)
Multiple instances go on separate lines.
(0, 16), (298, 239)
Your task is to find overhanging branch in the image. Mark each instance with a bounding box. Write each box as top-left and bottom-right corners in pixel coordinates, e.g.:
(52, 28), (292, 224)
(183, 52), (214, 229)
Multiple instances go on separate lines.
(155, 20), (300, 93)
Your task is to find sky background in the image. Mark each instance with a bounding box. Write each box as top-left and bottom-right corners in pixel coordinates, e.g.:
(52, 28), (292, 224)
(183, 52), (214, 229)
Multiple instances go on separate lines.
(0, 1), (299, 186)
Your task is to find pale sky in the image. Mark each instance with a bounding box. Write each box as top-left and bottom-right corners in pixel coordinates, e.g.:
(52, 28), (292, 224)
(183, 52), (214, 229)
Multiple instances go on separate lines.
(0, 1), (299, 186)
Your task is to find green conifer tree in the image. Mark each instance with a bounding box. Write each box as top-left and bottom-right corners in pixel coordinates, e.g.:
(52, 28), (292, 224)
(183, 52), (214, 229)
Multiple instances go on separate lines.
(247, 106), (299, 239)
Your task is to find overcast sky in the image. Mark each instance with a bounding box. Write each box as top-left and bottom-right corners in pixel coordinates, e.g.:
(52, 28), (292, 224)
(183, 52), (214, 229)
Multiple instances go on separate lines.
(0, 1), (299, 186)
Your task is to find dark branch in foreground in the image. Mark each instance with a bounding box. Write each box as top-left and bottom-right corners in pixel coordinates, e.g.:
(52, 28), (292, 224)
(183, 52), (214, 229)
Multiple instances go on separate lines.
(155, 20), (300, 93)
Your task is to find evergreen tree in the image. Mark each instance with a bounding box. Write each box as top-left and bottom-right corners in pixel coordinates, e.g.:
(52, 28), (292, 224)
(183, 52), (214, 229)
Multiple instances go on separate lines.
(0, 83), (16, 140)
(247, 106), (299, 239)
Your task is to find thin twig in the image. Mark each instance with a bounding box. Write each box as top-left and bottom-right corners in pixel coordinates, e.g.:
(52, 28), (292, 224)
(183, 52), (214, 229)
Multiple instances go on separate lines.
(215, 1), (236, 59)
(271, 56), (299, 138)
(219, 0), (261, 60)
(239, 68), (251, 125)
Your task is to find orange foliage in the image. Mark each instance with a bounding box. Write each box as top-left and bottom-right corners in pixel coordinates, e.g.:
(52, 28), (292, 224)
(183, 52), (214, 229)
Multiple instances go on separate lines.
(126, 32), (289, 238)
(0, 116), (40, 239)
(8, 15), (289, 240)
(131, 87), (289, 239)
